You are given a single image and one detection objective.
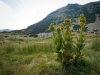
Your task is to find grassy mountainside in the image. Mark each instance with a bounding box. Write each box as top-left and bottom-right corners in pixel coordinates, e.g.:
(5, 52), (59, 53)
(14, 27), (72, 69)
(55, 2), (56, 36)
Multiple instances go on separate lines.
(26, 1), (100, 34)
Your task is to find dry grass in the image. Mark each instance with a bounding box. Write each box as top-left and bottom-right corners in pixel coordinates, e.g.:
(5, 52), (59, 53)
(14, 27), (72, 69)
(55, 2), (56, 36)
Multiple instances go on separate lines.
(0, 34), (100, 75)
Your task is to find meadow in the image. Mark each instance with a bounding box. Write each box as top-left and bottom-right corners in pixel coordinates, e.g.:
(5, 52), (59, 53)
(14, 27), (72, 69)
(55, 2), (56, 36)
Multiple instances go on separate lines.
(0, 33), (100, 75)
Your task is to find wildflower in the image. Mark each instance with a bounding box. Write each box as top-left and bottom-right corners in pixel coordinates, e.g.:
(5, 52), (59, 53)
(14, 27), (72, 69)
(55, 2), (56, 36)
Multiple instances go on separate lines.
(60, 24), (64, 30)
(56, 26), (61, 32)
(64, 19), (71, 25)
(78, 14), (86, 28)
(49, 23), (54, 31)
(78, 22), (85, 28)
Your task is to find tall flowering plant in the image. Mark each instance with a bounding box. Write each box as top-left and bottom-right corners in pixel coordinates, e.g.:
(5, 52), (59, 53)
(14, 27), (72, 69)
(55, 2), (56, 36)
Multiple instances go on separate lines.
(49, 14), (86, 66)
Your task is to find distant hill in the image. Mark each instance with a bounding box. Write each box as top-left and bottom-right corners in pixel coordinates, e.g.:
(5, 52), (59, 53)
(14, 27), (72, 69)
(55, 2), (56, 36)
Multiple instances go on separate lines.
(0, 29), (13, 32)
(26, 1), (100, 34)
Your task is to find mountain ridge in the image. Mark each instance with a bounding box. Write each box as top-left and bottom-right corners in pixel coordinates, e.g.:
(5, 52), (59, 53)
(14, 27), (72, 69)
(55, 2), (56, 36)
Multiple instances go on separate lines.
(0, 29), (13, 32)
(26, 1), (100, 34)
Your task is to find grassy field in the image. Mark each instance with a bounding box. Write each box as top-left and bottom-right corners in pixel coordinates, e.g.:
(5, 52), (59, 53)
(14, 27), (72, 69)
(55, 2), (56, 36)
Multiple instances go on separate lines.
(0, 34), (100, 75)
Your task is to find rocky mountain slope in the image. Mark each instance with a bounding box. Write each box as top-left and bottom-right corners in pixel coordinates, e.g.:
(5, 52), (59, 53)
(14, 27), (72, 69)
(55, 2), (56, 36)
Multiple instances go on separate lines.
(26, 1), (100, 34)
(86, 14), (100, 33)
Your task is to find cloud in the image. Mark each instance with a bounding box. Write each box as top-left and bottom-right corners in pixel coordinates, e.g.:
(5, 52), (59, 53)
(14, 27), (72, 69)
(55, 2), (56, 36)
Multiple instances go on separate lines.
(0, 0), (37, 30)
(0, 0), (53, 30)
(0, 1), (15, 29)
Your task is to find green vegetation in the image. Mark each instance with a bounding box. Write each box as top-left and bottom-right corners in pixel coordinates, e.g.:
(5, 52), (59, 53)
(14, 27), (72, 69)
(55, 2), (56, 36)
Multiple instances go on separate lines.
(91, 38), (100, 52)
(29, 34), (38, 37)
(49, 14), (89, 74)
(0, 32), (100, 75)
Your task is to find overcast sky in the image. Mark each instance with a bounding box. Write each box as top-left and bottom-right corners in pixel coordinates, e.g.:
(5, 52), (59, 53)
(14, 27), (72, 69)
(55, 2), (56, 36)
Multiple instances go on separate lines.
(0, 0), (99, 30)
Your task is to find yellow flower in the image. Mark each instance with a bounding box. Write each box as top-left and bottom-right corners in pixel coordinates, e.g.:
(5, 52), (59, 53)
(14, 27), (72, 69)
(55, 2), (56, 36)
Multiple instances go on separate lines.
(79, 22), (85, 28)
(49, 23), (54, 31)
(79, 22), (83, 26)
(80, 14), (84, 18)
(60, 24), (64, 30)
(79, 17), (86, 24)
(64, 19), (71, 25)
(56, 26), (61, 32)
(78, 14), (86, 28)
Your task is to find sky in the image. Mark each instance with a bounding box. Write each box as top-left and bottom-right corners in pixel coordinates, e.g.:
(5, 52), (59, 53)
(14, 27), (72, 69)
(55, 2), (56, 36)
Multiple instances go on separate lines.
(0, 0), (99, 30)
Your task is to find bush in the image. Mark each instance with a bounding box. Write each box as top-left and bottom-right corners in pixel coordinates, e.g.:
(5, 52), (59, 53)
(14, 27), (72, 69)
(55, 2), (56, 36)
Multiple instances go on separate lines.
(29, 34), (38, 37)
(49, 14), (87, 74)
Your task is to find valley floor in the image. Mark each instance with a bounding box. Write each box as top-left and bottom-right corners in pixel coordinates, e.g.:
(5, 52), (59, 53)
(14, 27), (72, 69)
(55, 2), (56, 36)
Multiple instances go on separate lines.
(0, 34), (100, 75)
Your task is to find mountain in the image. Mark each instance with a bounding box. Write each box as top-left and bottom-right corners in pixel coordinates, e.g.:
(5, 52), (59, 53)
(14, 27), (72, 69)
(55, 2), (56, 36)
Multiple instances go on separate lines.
(86, 14), (100, 33)
(0, 29), (13, 32)
(26, 1), (100, 34)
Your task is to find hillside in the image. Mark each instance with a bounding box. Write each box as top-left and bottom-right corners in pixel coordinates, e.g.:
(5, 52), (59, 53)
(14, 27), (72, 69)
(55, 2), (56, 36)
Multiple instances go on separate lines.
(26, 1), (100, 34)
(86, 14), (100, 33)
(0, 29), (13, 32)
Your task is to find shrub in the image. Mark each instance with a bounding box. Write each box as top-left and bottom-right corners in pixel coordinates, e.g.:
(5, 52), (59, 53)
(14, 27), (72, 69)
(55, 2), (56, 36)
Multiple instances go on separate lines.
(49, 14), (87, 74)
(29, 34), (38, 37)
